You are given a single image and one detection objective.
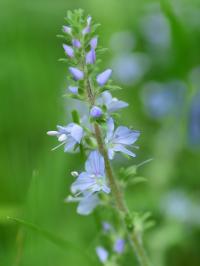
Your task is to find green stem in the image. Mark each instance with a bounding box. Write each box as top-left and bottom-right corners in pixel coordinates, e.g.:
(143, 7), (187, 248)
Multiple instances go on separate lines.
(82, 43), (150, 266)
(94, 123), (150, 266)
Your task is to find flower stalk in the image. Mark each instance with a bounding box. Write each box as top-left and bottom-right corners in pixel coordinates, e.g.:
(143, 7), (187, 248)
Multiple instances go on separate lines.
(47, 9), (151, 266)
(86, 75), (150, 266)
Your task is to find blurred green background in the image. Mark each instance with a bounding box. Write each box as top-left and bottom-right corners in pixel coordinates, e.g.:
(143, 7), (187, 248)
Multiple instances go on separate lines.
(1, 0), (200, 265)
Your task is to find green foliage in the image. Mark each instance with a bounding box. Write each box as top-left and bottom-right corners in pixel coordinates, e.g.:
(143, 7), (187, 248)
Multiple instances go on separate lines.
(1, 1), (200, 266)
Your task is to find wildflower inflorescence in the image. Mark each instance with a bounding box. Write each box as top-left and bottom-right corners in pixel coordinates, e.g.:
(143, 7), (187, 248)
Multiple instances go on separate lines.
(47, 9), (140, 215)
(47, 9), (150, 266)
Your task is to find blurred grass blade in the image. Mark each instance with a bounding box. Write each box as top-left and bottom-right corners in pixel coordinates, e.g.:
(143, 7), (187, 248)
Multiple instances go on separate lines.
(8, 217), (94, 264)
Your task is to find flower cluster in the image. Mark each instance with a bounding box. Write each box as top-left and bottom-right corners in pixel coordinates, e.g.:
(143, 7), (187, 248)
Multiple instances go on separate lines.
(96, 222), (126, 265)
(47, 10), (140, 215)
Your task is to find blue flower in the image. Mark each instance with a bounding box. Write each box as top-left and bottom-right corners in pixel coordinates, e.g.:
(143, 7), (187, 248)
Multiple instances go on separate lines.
(113, 238), (125, 254)
(90, 36), (98, 49)
(47, 123), (83, 152)
(72, 39), (81, 48)
(69, 67), (84, 80)
(105, 118), (140, 159)
(188, 91), (200, 146)
(86, 36), (98, 64)
(63, 44), (74, 58)
(96, 69), (112, 86)
(86, 49), (96, 64)
(71, 150), (110, 194)
(102, 221), (113, 233)
(98, 91), (128, 113)
(66, 192), (100, 215)
(90, 106), (103, 118)
(96, 246), (109, 263)
(68, 86), (78, 95)
(82, 16), (92, 35)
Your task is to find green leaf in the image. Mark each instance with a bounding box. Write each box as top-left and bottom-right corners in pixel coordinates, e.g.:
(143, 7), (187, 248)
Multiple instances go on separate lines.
(129, 177), (148, 185)
(8, 217), (94, 264)
(71, 110), (80, 124)
(104, 85), (123, 91)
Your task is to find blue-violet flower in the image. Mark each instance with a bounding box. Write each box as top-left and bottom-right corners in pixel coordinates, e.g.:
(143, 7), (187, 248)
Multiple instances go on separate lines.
(47, 123), (83, 152)
(97, 69), (112, 86)
(63, 44), (74, 58)
(105, 118), (140, 159)
(69, 67), (84, 80)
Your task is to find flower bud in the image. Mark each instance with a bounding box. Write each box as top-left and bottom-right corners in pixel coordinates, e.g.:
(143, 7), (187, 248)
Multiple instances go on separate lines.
(96, 69), (112, 86)
(96, 247), (108, 263)
(90, 37), (98, 49)
(72, 39), (81, 48)
(90, 106), (103, 118)
(113, 239), (125, 254)
(69, 67), (84, 80)
(63, 26), (72, 34)
(82, 16), (92, 35)
(63, 44), (74, 58)
(68, 86), (78, 94)
(87, 16), (92, 25)
(86, 49), (96, 64)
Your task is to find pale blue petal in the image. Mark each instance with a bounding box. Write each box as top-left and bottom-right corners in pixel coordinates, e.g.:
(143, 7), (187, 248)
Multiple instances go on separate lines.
(102, 184), (111, 194)
(108, 100), (128, 113)
(101, 91), (113, 105)
(106, 118), (114, 142)
(71, 172), (95, 193)
(108, 148), (115, 160)
(96, 69), (112, 86)
(96, 246), (109, 263)
(77, 194), (100, 215)
(113, 126), (140, 145)
(64, 123), (75, 132)
(71, 124), (83, 143)
(85, 151), (105, 176)
(113, 144), (136, 157)
(57, 125), (68, 134)
(64, 138), (76, 152)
